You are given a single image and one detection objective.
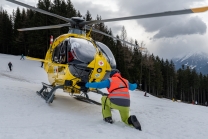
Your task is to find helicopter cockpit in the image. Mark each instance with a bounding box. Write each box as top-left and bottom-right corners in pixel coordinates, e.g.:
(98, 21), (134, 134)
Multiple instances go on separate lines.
(70, 38), (96, 63)
(52, 37), (116, 81)
(52, 37), (96, 64)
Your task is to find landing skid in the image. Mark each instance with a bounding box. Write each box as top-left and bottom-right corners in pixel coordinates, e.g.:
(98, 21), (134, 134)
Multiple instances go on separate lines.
(36, 82), (63, 103)
(74, 95), (101, 105)
(73, 89), (109, 106)
(36, 82), (104, 105)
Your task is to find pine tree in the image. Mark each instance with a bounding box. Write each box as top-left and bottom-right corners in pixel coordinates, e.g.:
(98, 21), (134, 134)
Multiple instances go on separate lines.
(0, 10), (13, 54)
(153, 56), (163, 96)
(66, 0), (77, 18)
(13, 7), (22, 55)
(85, 10), (92, 21)
(76, 10), (82, 17)
(91, 15), (104, 41)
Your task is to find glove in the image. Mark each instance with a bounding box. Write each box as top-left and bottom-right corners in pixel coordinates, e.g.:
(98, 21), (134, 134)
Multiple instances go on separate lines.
(76, 81), (87, 87)
(132, 80), (139, 88)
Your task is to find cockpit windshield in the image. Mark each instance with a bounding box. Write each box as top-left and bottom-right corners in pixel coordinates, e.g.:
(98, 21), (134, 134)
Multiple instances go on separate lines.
(70, 38), (96, 63)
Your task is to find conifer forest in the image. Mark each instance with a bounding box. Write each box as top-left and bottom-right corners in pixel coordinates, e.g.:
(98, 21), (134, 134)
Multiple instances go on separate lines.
(1, 0), (208, 105)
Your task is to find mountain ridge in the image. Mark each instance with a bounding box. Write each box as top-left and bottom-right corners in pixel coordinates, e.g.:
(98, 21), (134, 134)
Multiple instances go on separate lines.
(172, 51), (208, 75)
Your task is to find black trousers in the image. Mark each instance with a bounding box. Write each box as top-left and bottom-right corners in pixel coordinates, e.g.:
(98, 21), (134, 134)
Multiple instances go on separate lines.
(9, 66), (12, 71)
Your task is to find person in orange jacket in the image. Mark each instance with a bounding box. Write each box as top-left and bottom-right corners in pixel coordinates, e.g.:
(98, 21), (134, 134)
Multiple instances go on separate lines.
(77, 69), (141, 130)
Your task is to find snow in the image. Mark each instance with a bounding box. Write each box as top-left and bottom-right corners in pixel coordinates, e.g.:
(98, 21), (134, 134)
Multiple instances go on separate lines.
(1, 53), (208, 139)
(180, 53), (192, 62)
(177, 51), (208, 63)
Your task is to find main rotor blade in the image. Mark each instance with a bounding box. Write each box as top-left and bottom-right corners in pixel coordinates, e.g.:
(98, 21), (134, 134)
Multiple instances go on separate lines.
(85, 26), (139, 48)
(18, 23), (71, 31)
(6, 0), (73, 23)
(81, 6), (208, 25)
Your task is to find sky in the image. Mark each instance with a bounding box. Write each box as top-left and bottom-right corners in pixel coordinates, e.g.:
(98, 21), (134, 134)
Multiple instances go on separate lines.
(1, 0), (208, 59)
(1, 53), (208, 139)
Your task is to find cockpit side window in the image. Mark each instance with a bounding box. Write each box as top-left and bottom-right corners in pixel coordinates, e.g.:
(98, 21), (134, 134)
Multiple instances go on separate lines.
(52, 45), (60, 63)
(59, 42), (67, 64)
(52, 41), (67, 63)
(96, 41), (116, 69)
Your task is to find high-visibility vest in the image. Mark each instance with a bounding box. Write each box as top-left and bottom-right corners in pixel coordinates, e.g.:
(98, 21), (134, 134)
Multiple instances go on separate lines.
(107, 73), (130, 106)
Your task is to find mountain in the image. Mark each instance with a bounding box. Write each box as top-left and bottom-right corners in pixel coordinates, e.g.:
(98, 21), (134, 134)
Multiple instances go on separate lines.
(172, 51), (208, 75)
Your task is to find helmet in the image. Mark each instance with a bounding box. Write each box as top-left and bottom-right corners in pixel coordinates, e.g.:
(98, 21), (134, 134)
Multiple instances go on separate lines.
(110, 69), (120, 77)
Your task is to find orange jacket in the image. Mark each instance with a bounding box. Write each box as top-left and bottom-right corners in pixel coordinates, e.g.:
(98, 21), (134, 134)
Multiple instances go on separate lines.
(107, 73), (130, 107)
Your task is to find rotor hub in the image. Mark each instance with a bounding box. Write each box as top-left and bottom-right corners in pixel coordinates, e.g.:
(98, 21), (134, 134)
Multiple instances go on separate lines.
(70, 17), (85, 29)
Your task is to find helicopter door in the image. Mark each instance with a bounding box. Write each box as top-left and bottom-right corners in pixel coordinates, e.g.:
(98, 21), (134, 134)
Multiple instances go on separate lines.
(59, 41), (68, 64)
(49, 41), (67, 84)
(52, 41), (67, 64)
(52, 44), (60, 63)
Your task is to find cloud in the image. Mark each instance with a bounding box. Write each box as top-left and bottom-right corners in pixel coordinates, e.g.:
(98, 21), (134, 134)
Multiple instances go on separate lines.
(72, 1), (120, 19)
(72, 1), (125, 36)
(153, 16), (207, 38)
(116, 0), (208, 39)
(147, 34), (208, 59)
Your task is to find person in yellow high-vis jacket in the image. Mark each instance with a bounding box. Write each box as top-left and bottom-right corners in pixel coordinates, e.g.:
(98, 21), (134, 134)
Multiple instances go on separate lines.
(77, 69), (141, 130)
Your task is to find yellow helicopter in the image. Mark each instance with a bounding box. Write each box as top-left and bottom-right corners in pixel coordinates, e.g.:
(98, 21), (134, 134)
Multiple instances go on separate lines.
(6, 0), (208, 104)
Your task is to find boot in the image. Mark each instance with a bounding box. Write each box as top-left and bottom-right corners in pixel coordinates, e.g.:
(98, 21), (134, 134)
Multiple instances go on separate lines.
(104, 117), (113, 124)
(128, 115), (141, 131)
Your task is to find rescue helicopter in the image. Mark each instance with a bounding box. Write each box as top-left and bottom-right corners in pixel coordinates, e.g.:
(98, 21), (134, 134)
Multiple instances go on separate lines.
(6, 0), (208, 105)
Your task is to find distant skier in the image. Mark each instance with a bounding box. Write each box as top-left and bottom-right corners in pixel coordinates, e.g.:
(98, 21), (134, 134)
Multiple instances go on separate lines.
(172, 98), (175, 102)
(8, 62), (13, 71)
(41, 61), (44, 68)
(20, 54), (24, 60)
(144, 91), (149, 97)
(144, 91), (147, 96)
(76, 69), (141, 130)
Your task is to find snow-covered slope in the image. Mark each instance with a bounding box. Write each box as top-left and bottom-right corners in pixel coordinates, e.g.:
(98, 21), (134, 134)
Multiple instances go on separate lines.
(0, 53), (208, 139)
(172, 51), (208, 74)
